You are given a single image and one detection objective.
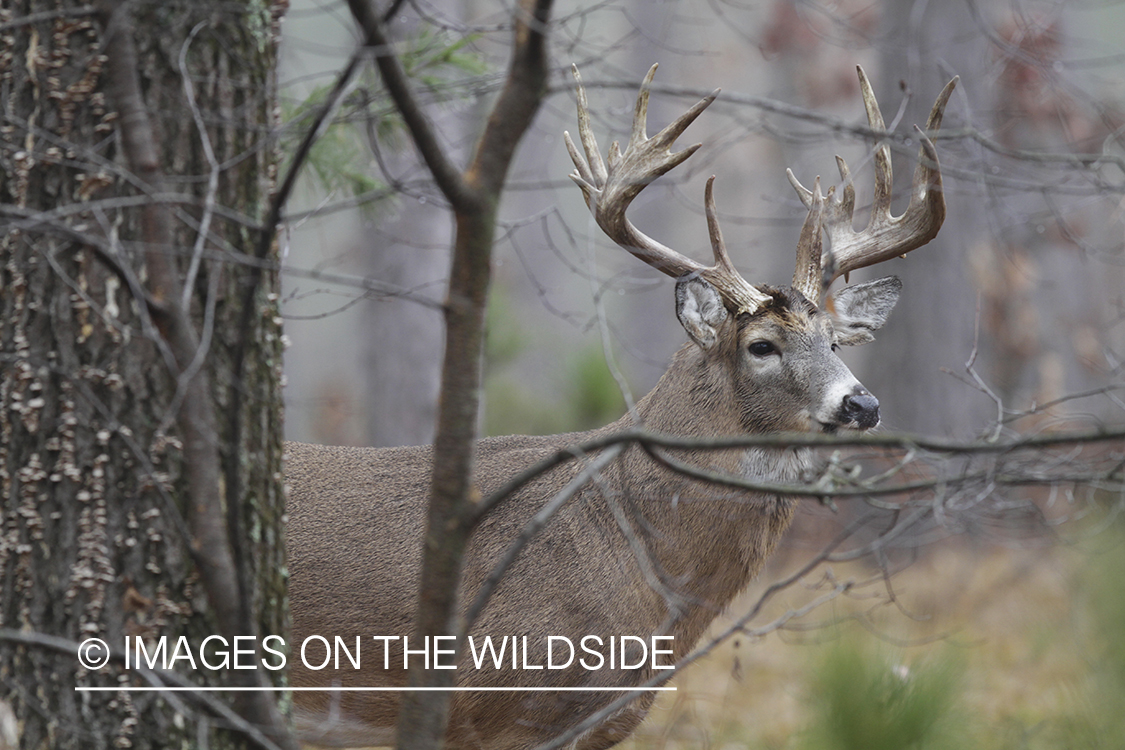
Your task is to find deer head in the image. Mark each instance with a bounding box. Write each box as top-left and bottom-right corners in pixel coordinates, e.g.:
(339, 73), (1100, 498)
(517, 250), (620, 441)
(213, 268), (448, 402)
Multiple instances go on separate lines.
(565, 64), (956, 433)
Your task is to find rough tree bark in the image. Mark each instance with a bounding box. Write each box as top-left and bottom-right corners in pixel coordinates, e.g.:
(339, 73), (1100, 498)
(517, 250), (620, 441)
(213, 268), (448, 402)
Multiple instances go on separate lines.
(0, 1), (293, 748)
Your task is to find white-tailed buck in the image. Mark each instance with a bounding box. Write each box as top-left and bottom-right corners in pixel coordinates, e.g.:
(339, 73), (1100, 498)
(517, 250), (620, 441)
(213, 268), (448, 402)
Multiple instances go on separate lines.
(286, 65), (956, 749)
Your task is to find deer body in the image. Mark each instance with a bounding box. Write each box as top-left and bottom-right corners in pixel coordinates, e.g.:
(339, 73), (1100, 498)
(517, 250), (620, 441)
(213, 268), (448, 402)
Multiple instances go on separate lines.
(286, 66), (955, 749)
(288, 345), (805, 748)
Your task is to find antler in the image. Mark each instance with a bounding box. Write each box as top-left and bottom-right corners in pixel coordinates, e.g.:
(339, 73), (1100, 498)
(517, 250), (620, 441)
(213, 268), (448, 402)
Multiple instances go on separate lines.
(565, 64), (771, 314)
(787, 66), (958, 303)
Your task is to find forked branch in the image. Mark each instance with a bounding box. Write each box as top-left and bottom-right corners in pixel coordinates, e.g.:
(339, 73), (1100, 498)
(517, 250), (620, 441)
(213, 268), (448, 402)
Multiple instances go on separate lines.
(788, 66), (958, 302)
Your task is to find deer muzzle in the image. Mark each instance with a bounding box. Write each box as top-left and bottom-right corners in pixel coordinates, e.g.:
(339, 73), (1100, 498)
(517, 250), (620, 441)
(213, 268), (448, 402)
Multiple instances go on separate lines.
(841, 389), (880, 430)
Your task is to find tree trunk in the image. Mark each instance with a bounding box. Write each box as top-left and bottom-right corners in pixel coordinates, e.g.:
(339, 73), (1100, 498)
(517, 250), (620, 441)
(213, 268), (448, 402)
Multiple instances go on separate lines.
(0, 2), (291, 748)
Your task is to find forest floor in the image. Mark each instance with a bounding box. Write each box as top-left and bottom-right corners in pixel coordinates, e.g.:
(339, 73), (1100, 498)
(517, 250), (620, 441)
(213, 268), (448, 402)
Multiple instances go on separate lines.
(622, 518), (1124, 750)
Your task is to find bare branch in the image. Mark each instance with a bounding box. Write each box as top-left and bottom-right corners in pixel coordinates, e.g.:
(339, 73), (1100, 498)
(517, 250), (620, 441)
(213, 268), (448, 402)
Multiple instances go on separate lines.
(178, 20), (221, 313)
(345, 0), (474, 210)
(461, 445), (625, 632)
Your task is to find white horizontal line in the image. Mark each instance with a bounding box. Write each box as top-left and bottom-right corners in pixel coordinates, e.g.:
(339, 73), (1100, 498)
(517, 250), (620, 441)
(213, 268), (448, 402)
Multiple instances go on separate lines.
(75, 686), (676, 692)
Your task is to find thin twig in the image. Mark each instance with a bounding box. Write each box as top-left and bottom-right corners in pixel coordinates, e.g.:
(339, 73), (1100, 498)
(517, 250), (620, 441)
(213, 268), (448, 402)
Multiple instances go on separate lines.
(472, 424), (1125, 521)
(461, 445), (625, 632)
(345, 0), (474, 210)
(0, 6), (98, 32)
(179, 20), (221, 313)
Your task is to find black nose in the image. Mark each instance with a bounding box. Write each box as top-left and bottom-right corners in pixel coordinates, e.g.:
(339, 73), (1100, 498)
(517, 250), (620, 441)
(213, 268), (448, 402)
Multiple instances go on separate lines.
(843, 391), (880, 430)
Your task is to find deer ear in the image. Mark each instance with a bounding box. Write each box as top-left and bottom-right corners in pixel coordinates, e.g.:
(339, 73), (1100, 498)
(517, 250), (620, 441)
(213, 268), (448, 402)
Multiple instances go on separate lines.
(676, 276), (729, 350)
(829, 276), (902, 346)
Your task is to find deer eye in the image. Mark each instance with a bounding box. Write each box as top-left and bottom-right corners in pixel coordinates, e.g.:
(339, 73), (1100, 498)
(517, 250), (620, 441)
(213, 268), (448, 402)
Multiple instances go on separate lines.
(748, 340), (776, 357)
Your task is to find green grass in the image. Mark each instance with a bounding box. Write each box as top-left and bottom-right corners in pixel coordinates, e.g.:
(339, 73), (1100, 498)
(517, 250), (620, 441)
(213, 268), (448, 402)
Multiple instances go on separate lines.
(797, 636), (965, 750)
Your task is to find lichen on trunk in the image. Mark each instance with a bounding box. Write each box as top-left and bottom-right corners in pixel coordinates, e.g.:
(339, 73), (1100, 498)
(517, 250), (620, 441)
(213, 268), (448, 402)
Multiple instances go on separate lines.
(0, 1), (290, 747)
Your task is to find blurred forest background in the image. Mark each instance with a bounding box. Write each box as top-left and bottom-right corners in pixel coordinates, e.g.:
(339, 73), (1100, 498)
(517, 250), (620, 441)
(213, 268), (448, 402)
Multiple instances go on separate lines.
(280, 0), (1124, 449)
(276, 0), (1125, 746)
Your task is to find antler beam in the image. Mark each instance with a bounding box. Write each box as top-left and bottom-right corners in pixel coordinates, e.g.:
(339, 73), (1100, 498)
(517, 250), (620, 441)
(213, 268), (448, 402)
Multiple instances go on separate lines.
(788, 66), (958, 303)
(565, 64), (771, 314)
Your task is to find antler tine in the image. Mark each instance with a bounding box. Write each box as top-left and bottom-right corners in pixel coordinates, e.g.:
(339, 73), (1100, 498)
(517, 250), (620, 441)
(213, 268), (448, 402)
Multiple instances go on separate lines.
(790, 175), (826, 303)
(787, 66), (958, 302)
(856, 66), (894, 219)
(626, 64), (658, 155)
(702, 176), (772, 312)
(833, 155), (856, 220)
(904, 74), (958, 227)
(787, 167), (813, 206)
(926, 73), (957, 132)
(566, 65), (771, 313)
(564, 67), (603, 204)
(704, 176), (736, 274)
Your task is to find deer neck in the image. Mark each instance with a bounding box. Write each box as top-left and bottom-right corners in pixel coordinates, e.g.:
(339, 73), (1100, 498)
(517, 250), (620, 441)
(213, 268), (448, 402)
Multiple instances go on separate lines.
(628, 337), (810, 489)
(629, 342), (745, 447)
(600, 342), (802, 648)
